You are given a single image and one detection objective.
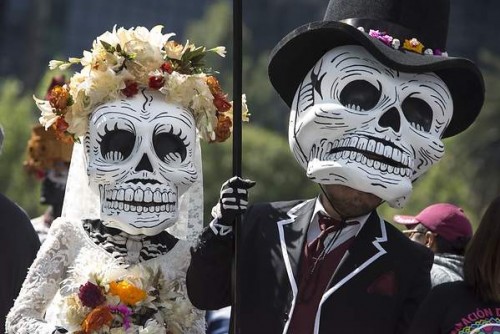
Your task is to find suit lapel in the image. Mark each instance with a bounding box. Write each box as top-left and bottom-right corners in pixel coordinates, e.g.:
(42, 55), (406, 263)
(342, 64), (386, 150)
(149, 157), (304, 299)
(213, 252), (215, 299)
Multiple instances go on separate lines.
(276, 199), (314, 298)
(323, 211), (388, 298)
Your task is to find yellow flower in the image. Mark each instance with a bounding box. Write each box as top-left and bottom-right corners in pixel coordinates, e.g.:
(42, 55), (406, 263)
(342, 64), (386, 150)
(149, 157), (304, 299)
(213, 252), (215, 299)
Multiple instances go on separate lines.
(109, 280), (147, 306)
(403, 38), (424, 54)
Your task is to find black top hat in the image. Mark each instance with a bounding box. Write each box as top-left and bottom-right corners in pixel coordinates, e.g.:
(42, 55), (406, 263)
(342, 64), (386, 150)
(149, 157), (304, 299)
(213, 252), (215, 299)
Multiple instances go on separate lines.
(268, 0), (484, 138)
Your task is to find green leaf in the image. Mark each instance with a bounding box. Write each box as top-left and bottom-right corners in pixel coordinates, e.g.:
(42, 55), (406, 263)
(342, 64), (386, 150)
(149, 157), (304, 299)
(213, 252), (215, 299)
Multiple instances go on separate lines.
(100, 40), (115, 53)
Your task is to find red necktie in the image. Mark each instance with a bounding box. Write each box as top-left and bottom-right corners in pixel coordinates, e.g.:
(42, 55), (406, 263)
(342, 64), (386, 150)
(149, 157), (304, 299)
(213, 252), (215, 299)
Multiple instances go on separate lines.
(308, 213), (360, 266)
(296, 213), (358, 303)
(310, 213), (344, 255)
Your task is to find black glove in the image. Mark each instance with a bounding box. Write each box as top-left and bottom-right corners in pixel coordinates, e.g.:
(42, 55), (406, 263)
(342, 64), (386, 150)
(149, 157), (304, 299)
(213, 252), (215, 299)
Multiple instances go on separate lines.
(210, 176), (256, 232)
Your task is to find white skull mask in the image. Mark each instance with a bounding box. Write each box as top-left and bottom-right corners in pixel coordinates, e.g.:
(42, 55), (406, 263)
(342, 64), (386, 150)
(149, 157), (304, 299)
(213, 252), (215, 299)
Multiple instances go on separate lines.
(290, 45), (453, 207)
(86, 89), (198, 235)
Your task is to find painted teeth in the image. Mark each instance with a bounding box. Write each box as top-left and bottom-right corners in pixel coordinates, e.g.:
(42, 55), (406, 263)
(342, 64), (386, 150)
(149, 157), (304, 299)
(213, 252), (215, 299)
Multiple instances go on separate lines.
(103, 201), (176, 213)
(106, 189), (174, 203)
(313, 136), (413, 177)
(104, 188), (177, 213)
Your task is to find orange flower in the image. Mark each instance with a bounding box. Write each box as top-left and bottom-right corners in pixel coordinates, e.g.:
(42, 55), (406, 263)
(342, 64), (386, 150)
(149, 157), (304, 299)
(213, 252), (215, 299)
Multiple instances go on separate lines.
(206, 76), (222, 95)
(81, 305), (113, 333)
(48, 85), (70, 112)
(403, 38), (424, 54)
(214, 114), (232, 143)
(109, 280), (147, 306)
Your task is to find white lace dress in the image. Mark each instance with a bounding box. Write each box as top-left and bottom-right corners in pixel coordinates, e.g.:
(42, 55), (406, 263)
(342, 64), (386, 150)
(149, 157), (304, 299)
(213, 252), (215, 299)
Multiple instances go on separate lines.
(5, 218), (205, 334)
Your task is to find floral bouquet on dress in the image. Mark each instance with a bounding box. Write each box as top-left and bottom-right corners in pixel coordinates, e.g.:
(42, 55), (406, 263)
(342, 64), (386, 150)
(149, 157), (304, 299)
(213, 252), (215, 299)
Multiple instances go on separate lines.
(60, 264), (196, 334)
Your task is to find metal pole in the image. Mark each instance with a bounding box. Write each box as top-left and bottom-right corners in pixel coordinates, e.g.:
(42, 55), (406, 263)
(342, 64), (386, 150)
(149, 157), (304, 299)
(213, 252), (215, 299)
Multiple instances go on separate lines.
(232, 0), (243, 333)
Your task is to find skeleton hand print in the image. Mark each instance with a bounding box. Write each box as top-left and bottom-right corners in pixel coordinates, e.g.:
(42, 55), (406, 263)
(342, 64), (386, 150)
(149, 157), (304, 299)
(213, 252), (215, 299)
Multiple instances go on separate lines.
(289, 45), (453, 207)
(85, 89), (198, 235)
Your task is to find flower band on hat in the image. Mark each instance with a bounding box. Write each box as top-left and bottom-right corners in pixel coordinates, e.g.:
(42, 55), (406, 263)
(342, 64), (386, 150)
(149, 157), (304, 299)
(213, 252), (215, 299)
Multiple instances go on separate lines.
(34, 25), (249, 143)
(357, 27), (449, 57)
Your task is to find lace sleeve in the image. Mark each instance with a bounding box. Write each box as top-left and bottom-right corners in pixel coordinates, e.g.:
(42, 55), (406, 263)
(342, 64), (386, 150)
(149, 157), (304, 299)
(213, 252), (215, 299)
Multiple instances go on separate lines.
(5, 219), (79, 334)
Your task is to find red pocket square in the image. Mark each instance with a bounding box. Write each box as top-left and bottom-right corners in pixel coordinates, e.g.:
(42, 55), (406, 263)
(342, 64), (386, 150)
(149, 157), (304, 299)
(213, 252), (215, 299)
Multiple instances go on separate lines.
(367, 271), (397, 296)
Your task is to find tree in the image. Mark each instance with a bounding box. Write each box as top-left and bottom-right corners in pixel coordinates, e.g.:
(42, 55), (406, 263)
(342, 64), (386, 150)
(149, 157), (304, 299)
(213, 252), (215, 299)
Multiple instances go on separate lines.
(184, 0), (289, 134)
(0, 78), (43, 217)
(201, 125), (317, 220)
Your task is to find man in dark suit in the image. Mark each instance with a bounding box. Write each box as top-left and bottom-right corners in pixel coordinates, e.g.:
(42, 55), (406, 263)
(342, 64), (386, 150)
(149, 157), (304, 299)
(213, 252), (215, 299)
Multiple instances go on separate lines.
(187, 0), (484, 332)
(0, 126), (41, 333)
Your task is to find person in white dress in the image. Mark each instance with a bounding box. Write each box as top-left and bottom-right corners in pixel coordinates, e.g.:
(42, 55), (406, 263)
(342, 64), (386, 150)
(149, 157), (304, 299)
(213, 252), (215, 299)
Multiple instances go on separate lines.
(5, 25), (247, 334)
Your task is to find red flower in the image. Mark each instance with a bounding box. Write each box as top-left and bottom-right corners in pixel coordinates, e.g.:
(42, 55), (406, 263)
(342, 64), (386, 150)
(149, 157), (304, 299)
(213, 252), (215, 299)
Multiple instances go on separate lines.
(53, 117), (69, 132)
(213, 92), (231, 112)
(121, 81), (139, 97)
(161, 61), (173, 74)
(78, 282), (106, 308)
(149, 75), (165, 90)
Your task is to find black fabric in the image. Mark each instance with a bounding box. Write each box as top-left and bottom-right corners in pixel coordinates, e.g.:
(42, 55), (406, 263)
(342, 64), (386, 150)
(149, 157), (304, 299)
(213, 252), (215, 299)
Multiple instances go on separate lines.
(408, 281), (500, 333)
(187, 199), (433, 334)
(324, 0), (450, 49)
(267, 0), (484, 138)
(82, 219), (178, 264)
(0, 193), (40, 334)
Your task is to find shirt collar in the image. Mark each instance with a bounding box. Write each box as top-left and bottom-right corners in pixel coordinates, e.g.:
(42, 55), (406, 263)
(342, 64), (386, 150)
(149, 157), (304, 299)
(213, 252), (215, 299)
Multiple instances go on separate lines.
(312, 196), (371, 230)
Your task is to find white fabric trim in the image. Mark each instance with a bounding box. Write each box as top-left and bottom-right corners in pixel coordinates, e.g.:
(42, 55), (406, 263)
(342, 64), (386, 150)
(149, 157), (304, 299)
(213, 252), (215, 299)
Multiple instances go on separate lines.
(313, 216), (388, 334)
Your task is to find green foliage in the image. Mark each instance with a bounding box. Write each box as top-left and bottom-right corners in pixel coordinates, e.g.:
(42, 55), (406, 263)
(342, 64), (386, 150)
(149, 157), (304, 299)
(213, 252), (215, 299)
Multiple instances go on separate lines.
(201, 125), (317, 220)
(448, 50), (500, 215)
(378, 136), (479, 229)
(0, 78), (44, 217)
(184, 0), (288, 133)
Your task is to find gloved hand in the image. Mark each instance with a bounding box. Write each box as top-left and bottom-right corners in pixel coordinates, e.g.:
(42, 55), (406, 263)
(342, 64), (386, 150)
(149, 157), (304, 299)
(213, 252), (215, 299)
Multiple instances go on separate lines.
(210, 176), (256, 235)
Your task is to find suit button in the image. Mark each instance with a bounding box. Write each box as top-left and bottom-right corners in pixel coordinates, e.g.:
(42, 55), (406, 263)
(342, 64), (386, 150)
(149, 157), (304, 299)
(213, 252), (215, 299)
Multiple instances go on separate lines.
(283, 312), (289, 321)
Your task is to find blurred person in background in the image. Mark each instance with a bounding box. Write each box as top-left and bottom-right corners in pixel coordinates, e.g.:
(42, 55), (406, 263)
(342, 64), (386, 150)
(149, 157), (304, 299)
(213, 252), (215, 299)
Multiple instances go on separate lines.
(408, 195), (500, 333)
(24, 76), (73, 243)
(0, 125), (41, 334)
(394, 203), (473, 287)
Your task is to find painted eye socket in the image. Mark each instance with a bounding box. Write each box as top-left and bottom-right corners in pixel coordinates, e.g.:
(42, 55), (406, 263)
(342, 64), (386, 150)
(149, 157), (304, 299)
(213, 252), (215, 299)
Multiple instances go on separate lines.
(153, 132), (187, 164)
(402, 97), (433, 132)
(99, 124), (135, 162)
(339, 80), (381, 111)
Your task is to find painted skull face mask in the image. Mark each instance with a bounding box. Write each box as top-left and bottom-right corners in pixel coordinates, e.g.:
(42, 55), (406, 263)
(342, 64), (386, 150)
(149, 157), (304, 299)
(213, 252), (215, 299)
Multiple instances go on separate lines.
(289, 45), (453, 207)
(85, 89), (198, 235)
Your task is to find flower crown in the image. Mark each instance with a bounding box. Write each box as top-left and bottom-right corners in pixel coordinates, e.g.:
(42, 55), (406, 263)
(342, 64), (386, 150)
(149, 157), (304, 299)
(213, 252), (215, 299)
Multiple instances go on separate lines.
(34, 25), (248, 143)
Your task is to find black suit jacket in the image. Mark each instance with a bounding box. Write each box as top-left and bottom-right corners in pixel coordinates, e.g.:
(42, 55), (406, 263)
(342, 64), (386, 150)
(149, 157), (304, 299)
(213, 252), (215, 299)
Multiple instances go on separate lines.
(0, 193), (40, 334)
(187, 199), (433, 334)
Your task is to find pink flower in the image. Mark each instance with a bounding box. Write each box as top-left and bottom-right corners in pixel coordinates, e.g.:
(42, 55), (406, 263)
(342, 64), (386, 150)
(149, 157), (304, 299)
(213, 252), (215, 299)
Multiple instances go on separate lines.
(78, 282), (106, 308)
(368, 29), (393, 46)
(378, 34), (393, 46)
(109, 304), (133, 329)
(368, 29), (383, 38)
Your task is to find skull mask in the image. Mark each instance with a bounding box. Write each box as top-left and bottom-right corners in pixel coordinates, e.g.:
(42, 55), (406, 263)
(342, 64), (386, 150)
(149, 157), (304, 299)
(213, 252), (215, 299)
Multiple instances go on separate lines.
(85, 89), (198, 235)
(290, 45), (453, 207)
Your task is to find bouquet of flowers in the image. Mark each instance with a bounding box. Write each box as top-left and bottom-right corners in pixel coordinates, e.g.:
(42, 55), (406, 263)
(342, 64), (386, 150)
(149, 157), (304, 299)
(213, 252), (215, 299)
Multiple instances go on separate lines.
(60, 264), (196, 334)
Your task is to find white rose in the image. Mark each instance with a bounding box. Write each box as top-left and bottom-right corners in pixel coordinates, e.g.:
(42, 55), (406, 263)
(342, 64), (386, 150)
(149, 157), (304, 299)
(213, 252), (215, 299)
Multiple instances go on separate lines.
(165, 40), (184, 60)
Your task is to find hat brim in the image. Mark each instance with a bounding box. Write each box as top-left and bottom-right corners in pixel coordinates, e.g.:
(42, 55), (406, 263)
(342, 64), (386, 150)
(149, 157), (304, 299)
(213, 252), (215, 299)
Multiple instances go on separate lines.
(393, 215), (419, 225)
(268, 21), (484, 138)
